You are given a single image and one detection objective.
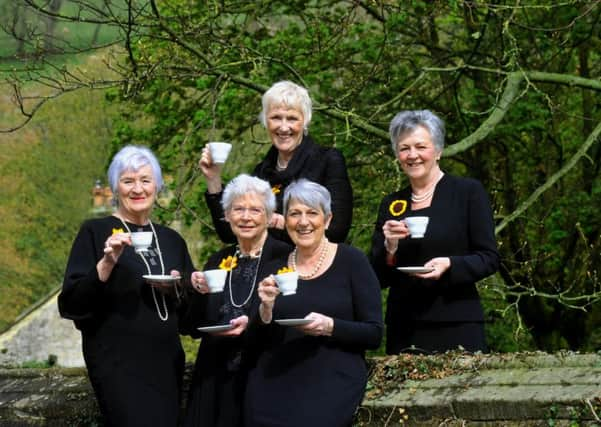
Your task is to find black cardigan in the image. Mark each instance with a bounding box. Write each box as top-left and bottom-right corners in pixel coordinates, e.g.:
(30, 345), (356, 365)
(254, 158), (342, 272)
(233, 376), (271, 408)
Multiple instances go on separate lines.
(205, 135), (353, 244)
(370, 173), (500, 325)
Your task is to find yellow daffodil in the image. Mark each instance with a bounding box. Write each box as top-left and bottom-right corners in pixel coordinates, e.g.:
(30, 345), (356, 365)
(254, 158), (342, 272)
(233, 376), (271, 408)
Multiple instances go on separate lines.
(389, 199), (407, 216)
(277, 266), (295, 274)
(219, 255), (238, 271)
(112, 228), (125, 235)
(272, 184), (282, 194)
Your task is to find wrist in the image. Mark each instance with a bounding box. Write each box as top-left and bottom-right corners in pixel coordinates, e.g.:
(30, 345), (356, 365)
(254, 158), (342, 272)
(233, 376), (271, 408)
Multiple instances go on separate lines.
(384, 238), (398, 254)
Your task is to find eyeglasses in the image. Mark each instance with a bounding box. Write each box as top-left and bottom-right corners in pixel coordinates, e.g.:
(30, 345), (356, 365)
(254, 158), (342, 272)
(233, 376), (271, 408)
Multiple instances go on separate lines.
(230, 206), (265, 217)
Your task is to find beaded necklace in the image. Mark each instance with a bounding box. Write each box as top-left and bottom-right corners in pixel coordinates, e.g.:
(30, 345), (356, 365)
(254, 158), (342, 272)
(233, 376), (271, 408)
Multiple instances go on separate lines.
(117, 216), (169, 321)
(411, 171), (444, 203)
(290, 238), (329, 279)
(228, 248), (262, 308)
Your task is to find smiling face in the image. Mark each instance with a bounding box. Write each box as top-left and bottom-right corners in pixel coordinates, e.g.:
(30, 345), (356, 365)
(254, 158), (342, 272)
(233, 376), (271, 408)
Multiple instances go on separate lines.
(116, 164), (156, 223)
(285, 199), (332, 251)
(266, 104), (305, 158)
(224, 192), (269, 246)
(396, 125), (441, 184)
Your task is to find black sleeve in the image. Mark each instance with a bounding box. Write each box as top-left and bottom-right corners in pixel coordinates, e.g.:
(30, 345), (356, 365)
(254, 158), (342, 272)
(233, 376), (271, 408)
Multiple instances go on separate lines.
(322, 149), (353, 243)
(330, 248), (383, 349)
(58, 222), (106, 324)
(369, 196), (395, 289)
(204, 191), (237, 244)
(446, 180), (500, 286)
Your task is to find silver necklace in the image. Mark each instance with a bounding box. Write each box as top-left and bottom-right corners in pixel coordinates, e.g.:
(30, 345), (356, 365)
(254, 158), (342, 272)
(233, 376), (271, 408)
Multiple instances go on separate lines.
(228, 248), (262, 308)
(276, 156), (288, 171)
(411, 171), (444, 203)
(117, 217), (169, 321)
(290, 238), (329, 279)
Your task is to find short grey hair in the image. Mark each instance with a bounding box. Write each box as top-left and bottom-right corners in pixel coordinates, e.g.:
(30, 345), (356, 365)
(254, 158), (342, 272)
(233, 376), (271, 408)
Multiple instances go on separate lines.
(389, 110), (445, 157)
(107, 145), (164, 195)
(283, 179), (331, 217)
(258, 81), (313, 132)
(221, 174), (276, 217)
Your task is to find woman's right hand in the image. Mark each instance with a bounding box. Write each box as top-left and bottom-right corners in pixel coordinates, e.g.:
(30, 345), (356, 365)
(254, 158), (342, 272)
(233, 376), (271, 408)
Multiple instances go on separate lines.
(199, 145), (223, 193)
(190, 271), (210, 294)
(382, 219), (409, 253)
(258, 275), (280, 323)
(97, 232), (131, 281)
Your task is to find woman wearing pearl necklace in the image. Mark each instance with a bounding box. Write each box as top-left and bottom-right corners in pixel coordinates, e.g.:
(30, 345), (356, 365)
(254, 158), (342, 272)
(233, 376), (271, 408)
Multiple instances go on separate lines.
(244, 179), (383, 427)
(59, 145), (195, 426)
(370, 110), (500, 355)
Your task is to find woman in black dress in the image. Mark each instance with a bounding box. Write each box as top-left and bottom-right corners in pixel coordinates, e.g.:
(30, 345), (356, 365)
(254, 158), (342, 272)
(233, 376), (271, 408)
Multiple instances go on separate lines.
(245, 179), (383, 427)
(59, 145), (194, 426)
(200, 80), (353, 244)
(370, 110), (500, 354)
(181, 174), (291, 427)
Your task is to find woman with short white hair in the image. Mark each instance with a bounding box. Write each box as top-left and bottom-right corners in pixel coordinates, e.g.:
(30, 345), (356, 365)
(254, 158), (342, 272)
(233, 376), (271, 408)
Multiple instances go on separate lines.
(200, 80), (353, 245)
(60, 144), (194, 426)
(181, 174), (291, 427)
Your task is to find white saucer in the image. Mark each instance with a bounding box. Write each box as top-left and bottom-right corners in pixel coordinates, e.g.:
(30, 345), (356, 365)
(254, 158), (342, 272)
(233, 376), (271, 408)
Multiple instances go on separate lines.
(196, 324), (234, 333)
(396, 267), (435, 274)
(274, 318), (313, 326)
(143, 274), (181, 282)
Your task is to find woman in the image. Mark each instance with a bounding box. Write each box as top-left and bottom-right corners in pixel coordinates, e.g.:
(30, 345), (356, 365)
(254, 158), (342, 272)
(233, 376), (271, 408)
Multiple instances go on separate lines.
(180, 174), (291, 427)
(370, 110), (500, 355)
(244, 179), (382, 427)
(59, 145), (194, 426)
(200, 80), (353, 244)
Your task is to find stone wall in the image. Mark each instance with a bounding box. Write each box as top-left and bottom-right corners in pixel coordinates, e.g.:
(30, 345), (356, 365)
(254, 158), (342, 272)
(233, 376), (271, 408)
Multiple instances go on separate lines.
(0, 291), (84, 368)
(1, 352), (600, 426)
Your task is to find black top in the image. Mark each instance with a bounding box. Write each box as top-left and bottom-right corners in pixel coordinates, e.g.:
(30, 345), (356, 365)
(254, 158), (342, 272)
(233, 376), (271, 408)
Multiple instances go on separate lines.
(59, 215), (194, 427)
(180, 236), (291, 427)
(205, 135), (353, 244)
(370, 174), (499, 349)
(244, 244), (383, 427)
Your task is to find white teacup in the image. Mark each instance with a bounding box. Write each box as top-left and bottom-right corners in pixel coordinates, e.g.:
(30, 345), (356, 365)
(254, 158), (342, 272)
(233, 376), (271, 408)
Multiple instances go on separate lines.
(274, 271), (299, 296)
(130, 232), (153, 252)
(404, 216), (429, 239)
(203, 269), (228, 293)
(208, 142), (232, 164)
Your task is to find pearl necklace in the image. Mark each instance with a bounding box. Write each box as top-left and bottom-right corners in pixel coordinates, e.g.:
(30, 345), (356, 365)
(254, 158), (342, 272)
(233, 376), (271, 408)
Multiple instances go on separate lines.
(228, 247), (262, 308)
(411, 171), (444, 203)
(117, 216), (169, 322)
(290, 238), (329, 279)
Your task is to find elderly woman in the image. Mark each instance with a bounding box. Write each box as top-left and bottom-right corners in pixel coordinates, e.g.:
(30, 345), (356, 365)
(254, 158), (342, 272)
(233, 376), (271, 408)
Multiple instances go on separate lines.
(59, 145), (194, 426)
(244, 179), (382, 427)
(200, 80), (353, 244)
(370, 110), (500, 354)
(180, 174), (291, 427)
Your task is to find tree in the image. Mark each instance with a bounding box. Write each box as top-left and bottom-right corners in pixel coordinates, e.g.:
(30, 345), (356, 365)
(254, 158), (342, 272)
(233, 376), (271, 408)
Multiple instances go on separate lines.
(2, 0), (601, 351)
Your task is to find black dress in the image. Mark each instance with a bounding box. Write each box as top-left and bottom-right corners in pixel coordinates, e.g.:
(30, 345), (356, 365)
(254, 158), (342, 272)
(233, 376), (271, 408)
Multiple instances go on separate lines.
(370, 173), (500, 354)
(59, 216), (194, 427)
(205, 135), (353, 244)
(180, 236), (291, 427)
(244, 244), (383, 427)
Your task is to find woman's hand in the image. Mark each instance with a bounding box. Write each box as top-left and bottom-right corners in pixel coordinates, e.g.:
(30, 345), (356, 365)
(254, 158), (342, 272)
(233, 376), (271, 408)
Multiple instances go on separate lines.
(97, 231), (131, 282)
(269, 213), (285, 230)
(214, 315), (249, 337)
(190, 271), (209, 294)
(298, 312), (334, 336)
(147, 269), (182, 293)
(258, 275), (280, 323)
(382, 219), (409, 253)
(199, 145), (223, 193)
(414, 257), (451, 280)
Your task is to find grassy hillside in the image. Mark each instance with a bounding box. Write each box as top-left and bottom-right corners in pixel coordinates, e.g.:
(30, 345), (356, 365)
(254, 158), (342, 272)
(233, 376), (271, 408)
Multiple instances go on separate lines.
(0, 54), (115, 332)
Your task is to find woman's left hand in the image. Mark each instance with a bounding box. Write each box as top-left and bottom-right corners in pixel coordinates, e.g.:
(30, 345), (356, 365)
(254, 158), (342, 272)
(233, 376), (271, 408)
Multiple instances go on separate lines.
(414, 257), (451, 280)
(213, 315), (249, 337)
(298, 312), (334, 337)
